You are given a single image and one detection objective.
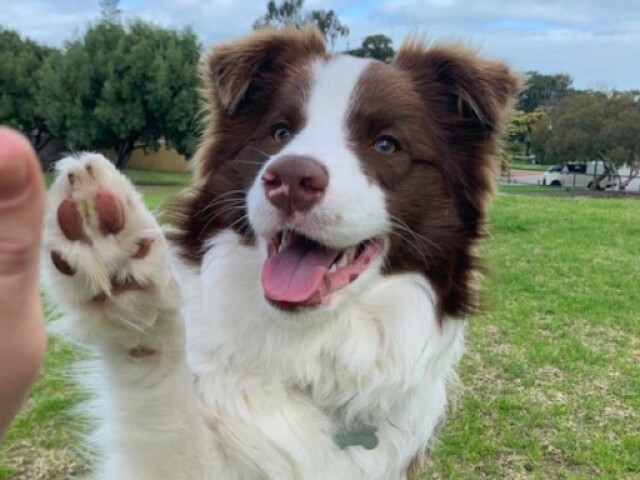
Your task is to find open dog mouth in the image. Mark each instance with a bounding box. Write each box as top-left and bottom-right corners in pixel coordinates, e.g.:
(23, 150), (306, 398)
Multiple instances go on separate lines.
(261, 230), (383, 310)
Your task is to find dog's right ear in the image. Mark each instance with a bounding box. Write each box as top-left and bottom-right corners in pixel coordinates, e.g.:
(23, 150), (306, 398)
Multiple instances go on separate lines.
(204, 28), (326, 115)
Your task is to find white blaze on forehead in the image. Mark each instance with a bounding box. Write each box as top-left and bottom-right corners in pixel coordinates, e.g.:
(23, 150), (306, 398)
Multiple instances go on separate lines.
(280, 56), (371, 160)
(306, 55), (371, 144)
(278, 55), (371, 159)
(248, 54), (391, 249)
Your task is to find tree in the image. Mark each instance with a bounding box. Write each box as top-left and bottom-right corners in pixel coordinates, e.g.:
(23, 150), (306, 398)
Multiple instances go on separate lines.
(99, 0), (122, 21)
(39, 20), (202, 169)
(306, 10), (349, 48)
(253, 0), (305, 29)
(348, 34), (395, 62)
(509, 108), (547, 156)
(531, 91), (640, 189)
(253, 0), (349, 48)
(518, 71), (573, 113)
(0, 28), (55, 151)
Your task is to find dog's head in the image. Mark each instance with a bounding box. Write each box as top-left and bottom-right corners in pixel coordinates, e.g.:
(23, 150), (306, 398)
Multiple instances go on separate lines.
(173, 28), (520, 320)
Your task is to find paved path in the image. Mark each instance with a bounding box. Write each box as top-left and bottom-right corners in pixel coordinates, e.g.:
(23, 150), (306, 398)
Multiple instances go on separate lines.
(504, 169), (544, 186)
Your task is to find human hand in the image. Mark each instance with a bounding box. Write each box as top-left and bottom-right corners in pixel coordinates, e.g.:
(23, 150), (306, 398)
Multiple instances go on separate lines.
(0, 127), (46, 439)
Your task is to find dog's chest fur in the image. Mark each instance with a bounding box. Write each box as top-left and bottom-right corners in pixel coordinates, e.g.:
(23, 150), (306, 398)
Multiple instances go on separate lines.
(174, 229), (464, 478)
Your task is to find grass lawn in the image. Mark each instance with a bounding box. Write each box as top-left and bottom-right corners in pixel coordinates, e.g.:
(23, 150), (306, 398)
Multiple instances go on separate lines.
(1, 187), (638, 479)
(510, 161), (550, 172)
(422, 194), (640, 479)
(44, 168), (193, 188)
(121, 169), (192, 186)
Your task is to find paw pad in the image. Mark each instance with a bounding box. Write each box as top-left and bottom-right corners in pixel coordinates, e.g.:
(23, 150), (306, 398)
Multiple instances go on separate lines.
(47, 154), (162, 307)
(51, 250), (76, 276)
(57, 198), (88, 242)
(133, 238), (154, 259)
(95, 189), (125, 235)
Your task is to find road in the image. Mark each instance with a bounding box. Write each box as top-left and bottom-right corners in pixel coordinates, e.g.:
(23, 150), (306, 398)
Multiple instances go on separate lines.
(503, 169), (544, 186)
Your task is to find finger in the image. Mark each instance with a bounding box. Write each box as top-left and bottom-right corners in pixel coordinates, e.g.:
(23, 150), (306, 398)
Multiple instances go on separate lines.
(0, 126), (46, 437)
(0, 126), (45, 320)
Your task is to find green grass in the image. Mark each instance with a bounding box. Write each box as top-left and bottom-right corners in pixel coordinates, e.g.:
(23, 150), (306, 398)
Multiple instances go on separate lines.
(500, 184), (640, 200)
(510, 161), (550, 171)
(0, 304), (88, 480)
(121, 169), (192, 186)
(500, 184), (551, 195)
(44, 168), (192, 188)
(1, 185), (638, 479)
(420, 195), (640, 479)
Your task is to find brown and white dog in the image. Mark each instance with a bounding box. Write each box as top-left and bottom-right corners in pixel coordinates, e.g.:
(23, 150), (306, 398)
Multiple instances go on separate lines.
(43, 28), (520, 479)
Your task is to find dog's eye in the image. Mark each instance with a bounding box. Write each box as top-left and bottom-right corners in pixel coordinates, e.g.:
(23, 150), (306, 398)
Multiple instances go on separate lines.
(272, 125), (292, 143)
(373, 137), (398, 154)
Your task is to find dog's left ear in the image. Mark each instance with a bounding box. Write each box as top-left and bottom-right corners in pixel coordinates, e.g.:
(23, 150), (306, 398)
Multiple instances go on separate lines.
(393, 42), (521, 240)
(393, 41), (521, 140)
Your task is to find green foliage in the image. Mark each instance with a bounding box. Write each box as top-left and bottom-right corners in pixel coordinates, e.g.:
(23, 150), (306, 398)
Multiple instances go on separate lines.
(38, 20), (202, 169)
(253, 0), (306, 28)
(306, 9), (349, 48)
(0, 28), (54, 150)
(531, 92), (640, 171)
(347, 34), (395, 62)
(518, 71), (573, 113)
(253, 0), (349, 47)
(509, 108), (547, 157)
(123, 169), (192, 186)
(505, 139), (524, 155)
(509, 109), (547, 137)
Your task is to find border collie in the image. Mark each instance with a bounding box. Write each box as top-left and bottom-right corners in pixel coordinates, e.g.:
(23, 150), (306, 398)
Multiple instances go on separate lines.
(43, 28), (520, 479)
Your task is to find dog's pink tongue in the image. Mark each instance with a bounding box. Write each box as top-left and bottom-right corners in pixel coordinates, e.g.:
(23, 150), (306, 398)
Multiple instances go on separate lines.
(262, 236), (341, 305)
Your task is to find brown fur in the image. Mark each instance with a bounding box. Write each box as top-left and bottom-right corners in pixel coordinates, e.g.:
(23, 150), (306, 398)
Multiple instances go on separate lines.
(170, 28), (326, 261)
(348, 43), (521, 319)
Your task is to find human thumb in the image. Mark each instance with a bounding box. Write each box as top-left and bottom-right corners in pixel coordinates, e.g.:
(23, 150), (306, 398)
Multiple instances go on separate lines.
(0, 127), (45, 289)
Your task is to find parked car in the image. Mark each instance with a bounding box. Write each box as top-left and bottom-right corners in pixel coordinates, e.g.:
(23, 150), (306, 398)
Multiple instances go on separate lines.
(541, 161), (611, 189)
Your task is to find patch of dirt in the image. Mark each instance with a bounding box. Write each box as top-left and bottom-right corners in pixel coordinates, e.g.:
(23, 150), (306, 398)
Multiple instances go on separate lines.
(4, 443), (88, 480)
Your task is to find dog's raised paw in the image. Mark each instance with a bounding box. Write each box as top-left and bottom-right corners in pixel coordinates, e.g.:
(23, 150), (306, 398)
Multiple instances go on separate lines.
(43, 153), (168, 310)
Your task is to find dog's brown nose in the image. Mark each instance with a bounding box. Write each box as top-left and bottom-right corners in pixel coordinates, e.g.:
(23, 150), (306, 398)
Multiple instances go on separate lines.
(262, 155), (328, 213)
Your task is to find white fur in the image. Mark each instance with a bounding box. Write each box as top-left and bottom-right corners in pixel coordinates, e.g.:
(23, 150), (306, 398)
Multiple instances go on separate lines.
(247, 57), (390, 251)
(43, 56), (466, 480)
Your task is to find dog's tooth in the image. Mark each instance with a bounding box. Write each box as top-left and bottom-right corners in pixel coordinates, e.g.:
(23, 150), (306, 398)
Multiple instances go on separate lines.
(336, 254), (349, 269)
(329, 263), (338, 273)
(345, 247), (356, 262)
(282, 230), (292, 248)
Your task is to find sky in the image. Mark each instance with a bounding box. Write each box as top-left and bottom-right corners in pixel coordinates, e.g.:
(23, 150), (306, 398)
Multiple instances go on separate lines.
(1, 0), (639, 90)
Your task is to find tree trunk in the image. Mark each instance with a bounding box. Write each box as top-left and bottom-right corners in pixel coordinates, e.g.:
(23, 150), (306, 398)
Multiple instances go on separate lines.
(618, 164), (639, 191)
(115, 139), (136, 170)
(32, 128), (51, 152)
(589, 155), (615, 190)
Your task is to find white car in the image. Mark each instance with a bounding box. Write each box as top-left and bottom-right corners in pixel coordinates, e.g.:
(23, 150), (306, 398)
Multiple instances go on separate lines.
(541, 161), (610, 189)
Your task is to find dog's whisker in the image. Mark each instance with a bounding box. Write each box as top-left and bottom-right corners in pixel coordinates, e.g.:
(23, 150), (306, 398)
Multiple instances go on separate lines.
(201, 205), (246, 233)
(235, 159), (268, 167)
(388, 216), (442, 267)
(200, 197), (245, 213)
(245, 145), (271, 159)
(198, 194), (246, 216)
